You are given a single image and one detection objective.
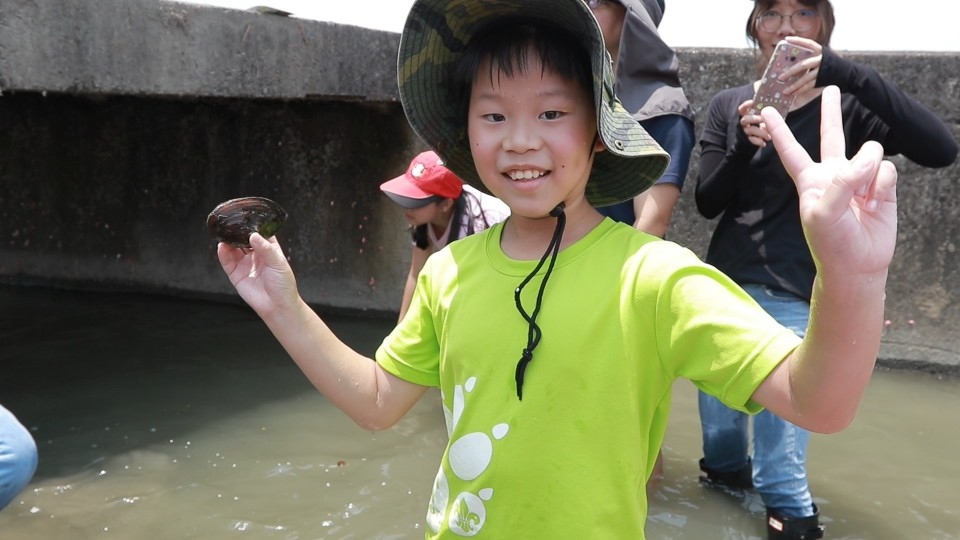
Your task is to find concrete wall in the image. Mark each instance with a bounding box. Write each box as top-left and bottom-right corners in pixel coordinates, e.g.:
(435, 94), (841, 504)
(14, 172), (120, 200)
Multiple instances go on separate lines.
(1, 0), (958, 371)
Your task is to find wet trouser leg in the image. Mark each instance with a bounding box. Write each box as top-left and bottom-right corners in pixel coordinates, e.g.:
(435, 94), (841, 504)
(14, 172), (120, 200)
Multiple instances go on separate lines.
(698, 284), (816, 519)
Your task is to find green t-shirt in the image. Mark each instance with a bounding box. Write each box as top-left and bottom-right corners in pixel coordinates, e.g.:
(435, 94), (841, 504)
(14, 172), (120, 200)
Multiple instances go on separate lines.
(376, 218), (800, 539)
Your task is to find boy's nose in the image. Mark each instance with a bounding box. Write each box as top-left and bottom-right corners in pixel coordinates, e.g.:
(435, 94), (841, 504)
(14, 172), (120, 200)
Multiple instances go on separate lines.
(502, 120), (542, 152)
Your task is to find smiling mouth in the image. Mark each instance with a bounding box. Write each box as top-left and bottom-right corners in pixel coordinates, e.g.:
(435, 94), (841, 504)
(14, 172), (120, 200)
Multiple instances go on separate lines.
(507, 169), (547, 181)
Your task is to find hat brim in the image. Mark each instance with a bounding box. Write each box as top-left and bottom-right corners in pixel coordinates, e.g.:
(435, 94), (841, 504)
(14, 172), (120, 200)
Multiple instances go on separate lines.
(398, 0), (670, 207)
(380, 174), (434, 201)
(383, 190), (442, 209)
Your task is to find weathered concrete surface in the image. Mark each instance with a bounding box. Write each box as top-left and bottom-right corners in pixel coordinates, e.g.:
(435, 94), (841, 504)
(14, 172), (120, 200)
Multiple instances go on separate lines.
(1, 0), (958, 372)
(0, 0), (400, 100)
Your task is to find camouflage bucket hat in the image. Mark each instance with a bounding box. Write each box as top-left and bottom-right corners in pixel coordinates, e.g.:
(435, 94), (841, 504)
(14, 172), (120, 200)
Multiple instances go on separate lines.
(397, 0), (670, 207)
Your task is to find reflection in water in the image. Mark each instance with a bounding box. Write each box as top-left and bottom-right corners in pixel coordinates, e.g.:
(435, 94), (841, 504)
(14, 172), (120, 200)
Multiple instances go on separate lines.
(0, 286), (957, 539)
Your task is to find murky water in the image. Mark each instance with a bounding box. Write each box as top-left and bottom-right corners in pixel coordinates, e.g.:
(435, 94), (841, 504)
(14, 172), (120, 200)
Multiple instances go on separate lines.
(1, 285), (957, 539)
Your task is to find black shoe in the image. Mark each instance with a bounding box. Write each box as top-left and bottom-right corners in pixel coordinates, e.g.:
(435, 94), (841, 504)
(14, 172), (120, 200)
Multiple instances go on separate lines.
(767, 504), (825, 540)
(698, 457), (754, 494)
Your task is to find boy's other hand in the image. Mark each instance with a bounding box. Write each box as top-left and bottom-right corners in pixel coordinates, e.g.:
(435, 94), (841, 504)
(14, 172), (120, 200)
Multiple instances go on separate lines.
(762, 85), (898, 278)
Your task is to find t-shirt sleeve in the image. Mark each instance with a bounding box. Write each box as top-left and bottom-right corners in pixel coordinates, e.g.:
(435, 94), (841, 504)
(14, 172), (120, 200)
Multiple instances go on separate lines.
(375, 259), (442, 388)
(637, 243), (802, 413)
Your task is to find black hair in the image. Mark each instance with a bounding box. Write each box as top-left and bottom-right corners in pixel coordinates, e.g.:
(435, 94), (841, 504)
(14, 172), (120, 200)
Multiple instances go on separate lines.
(449, 19), (594, 123)
(409, 190), (491, 250)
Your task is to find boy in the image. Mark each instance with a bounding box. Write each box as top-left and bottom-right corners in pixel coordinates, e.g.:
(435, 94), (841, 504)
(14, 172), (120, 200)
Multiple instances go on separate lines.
(215, 0), (897, 537)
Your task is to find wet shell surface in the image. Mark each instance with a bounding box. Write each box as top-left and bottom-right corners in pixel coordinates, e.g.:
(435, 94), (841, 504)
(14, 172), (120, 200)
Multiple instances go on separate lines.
(206, 197), (288, 248)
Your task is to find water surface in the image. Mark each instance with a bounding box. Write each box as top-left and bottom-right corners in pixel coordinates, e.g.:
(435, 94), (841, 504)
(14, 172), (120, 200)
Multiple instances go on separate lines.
(0, 286), (957, 539)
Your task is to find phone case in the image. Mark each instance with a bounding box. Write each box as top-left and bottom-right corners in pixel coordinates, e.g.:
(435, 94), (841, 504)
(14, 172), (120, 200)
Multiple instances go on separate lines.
(751, 40), (815, 117)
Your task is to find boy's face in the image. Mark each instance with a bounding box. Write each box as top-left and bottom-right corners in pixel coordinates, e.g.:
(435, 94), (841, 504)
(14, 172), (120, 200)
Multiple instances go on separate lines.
(466, 55), (603, 219)
(588, 0), (627, 65)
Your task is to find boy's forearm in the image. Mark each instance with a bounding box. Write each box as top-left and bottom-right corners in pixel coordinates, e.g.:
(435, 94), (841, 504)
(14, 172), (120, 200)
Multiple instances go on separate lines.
(261, 296), (413, 431)
(787, 268), (888, 432)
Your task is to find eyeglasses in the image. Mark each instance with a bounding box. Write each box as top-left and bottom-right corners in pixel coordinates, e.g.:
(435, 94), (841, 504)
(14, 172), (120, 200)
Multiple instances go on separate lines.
(586, 0), (609, 8)
(756, 9), (818, 33)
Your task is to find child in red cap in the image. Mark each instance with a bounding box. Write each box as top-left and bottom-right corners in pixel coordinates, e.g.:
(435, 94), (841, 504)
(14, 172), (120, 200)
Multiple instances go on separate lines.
(380, 150), (509, 320)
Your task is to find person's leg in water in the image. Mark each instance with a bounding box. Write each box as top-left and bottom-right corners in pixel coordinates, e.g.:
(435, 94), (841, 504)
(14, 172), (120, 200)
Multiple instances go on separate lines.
(742, 284), (822, 540)
(698, 391), (754, 492)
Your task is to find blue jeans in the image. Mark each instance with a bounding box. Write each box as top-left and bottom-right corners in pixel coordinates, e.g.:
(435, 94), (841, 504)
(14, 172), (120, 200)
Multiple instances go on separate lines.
(0, 404), (38, 510)
(698, 284), (815, 518)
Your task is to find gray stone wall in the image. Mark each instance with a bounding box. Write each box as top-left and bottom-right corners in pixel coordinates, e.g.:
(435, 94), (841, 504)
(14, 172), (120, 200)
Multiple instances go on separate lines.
(1, 0), (958, 370)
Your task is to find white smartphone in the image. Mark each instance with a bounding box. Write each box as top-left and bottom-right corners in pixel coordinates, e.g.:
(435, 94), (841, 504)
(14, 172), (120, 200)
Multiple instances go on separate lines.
(751, 40), (816, 117)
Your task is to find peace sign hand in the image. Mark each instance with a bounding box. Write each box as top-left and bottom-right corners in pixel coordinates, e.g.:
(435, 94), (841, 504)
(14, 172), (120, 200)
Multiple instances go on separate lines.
(764, 85), (898, 279)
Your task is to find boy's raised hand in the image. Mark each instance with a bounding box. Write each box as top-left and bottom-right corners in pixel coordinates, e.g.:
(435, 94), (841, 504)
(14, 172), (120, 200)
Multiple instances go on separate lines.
(217, 233), (300, 317)
(763, 85), (898, 278)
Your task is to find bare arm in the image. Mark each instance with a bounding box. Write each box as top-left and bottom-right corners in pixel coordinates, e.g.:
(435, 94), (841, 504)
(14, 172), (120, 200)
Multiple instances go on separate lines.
(632, 183), (680, 238)
(398, 246), (431, 323)
(218, 233), (428, 431)
(751, 86), (897, 433)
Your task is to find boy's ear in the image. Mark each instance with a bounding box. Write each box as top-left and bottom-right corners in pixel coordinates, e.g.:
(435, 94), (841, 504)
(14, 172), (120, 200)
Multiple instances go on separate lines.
(593, 134), (606, 153)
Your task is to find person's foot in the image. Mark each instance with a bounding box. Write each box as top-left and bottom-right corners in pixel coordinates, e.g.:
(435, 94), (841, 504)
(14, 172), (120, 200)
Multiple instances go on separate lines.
(766, 504), (824, 540)
(698, 457), (753, 496)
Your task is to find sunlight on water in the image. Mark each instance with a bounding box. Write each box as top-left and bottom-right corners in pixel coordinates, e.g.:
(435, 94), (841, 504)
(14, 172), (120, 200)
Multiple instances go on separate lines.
(0, 286), (958, 539)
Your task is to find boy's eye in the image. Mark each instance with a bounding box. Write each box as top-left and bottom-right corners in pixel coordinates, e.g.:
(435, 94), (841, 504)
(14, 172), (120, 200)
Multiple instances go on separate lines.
(540, 111), (563, 120)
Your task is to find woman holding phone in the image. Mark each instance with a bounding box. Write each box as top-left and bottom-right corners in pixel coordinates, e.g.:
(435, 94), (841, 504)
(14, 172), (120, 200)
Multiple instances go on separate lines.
(694, 1), (956, 538)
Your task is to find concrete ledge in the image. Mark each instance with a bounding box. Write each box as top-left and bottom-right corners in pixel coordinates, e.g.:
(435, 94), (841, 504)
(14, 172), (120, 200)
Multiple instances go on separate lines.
(0, 0), (401, 101)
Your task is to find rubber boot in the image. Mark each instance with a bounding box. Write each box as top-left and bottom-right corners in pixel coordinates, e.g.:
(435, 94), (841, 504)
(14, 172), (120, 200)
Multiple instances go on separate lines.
(767, 504), (825, 540)
(698, 457), (753, 493)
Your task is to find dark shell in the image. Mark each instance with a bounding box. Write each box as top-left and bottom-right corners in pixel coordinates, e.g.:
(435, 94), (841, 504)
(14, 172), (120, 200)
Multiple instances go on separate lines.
(206, 197), (288, 248)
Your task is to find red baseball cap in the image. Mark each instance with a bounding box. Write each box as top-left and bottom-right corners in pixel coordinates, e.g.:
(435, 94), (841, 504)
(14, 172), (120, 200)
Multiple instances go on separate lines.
(380, 150), (464, 208)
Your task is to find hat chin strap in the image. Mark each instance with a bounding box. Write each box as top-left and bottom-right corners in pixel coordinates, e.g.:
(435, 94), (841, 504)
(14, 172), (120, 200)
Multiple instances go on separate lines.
(513, 202), (566, 400)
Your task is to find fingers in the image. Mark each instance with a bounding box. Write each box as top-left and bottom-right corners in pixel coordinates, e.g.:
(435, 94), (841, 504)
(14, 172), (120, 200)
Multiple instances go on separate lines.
(784, 35), (821, 53)
(740, 101), (770, 147)
(873, 160), (898, 209)
(249, 232), (276, 258)
(217, 242), (241, 272)
(249, 233), (290, 271)
(784, 67), (819, 95)
(862, 147), (898, 211)
(818, 86), (844, 161)
(817, 140), (898, 217)
(762, 105), (813, 177)
(216, 234), (287, 281)
(817, 141), (883, 217)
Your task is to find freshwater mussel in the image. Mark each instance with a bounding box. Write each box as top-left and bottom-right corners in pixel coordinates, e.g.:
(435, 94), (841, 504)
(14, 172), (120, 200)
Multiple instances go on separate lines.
(206, 196), (288, 248)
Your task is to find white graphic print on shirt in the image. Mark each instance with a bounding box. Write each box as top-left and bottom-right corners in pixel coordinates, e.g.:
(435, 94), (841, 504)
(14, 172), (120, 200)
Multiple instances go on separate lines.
(426, 376), (508, 536)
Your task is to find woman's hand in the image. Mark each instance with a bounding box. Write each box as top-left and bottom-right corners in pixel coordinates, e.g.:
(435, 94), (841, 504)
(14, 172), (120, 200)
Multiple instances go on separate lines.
(781, 36), (823, 96)
(764, 85), (897, 279)
(739, 36), (824, 149)
(738, 99), (771, 148)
